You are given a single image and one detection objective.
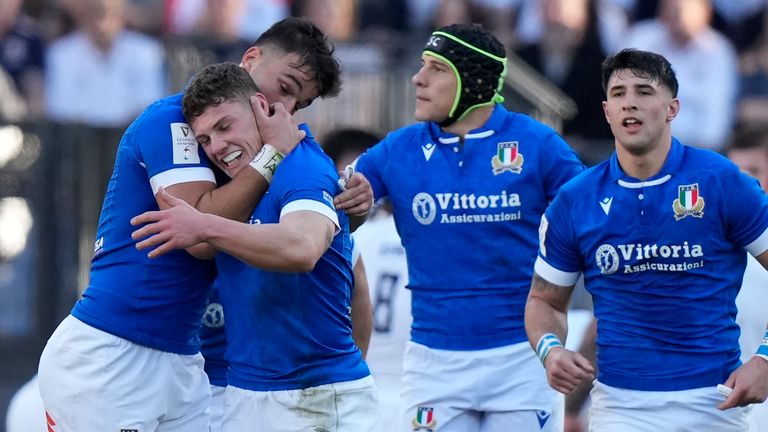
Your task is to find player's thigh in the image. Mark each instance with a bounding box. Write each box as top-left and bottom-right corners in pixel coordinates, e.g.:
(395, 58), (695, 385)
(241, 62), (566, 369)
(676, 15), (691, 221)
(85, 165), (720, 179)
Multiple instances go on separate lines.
(38, 316), (163, 432)
(588, 381), (752, 432)
(374, 374), (403, 431)
(481, 408), (563, 432)
(401, 342), (474, 431)
(208, 385), (226, 432)
(157, 353), (211, 432)
(221, 384), (337, 432)
(334, 376), (381, 432)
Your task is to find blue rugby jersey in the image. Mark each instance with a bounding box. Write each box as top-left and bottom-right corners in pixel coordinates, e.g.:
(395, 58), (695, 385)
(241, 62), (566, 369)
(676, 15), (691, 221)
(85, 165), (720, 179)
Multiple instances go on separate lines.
(355, 104), (584, 350)
(201, 281), (227, 387)
(72, 93), (218, 354)
(217, 128), (369, 391)
(536, 138), (768, 391)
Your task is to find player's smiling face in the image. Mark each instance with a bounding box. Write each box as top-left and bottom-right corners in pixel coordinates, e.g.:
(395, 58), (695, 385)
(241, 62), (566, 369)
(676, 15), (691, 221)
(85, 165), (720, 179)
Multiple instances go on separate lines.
(191, 94), (267, 178)
(412, 54), (458, 122)
(241, 46), (319, 114)
(603, 69), (679, 155)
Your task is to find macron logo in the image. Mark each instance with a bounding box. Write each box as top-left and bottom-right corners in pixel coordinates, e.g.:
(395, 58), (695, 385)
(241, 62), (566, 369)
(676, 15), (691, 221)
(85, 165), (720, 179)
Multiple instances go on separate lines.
(600, 197), (613, 215)
(537, 411), (550, 428)
(422, 143), (436, 161)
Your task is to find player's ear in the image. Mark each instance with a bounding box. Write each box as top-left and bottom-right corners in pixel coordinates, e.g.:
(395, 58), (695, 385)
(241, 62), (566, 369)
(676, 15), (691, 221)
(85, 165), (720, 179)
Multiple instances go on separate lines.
(240, 46), (263, 71)
(253, 93), (269, 112)
(666, 98), (680, 123)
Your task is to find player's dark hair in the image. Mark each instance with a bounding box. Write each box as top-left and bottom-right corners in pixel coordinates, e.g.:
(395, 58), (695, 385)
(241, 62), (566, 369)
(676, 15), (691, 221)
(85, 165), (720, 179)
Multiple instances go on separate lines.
(601, 49), (679, 97)
(322, 128), (382, 164)
(182, 62), (259, 122)
(253, 17), (342, 99)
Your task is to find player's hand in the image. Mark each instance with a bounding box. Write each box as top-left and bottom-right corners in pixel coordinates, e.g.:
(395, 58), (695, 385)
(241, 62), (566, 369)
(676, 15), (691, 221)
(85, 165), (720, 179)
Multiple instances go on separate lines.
(543, 347), (595, 395)
(334, 168), (373, 216)
(251, 97), (305, 156)
(718, 357), (768, 410)
(130, 187), (211, 258)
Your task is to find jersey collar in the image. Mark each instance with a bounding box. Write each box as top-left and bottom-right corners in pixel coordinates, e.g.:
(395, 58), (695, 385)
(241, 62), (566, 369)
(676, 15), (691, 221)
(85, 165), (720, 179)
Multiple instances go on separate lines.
(609, 137), (684, 188)
(429, 103), (505, 144)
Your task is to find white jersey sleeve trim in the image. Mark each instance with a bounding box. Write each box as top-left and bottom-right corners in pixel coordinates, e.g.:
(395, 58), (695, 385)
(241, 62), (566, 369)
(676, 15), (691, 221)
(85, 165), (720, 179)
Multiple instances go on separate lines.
(534, 256), (580, 287)
(746, 227), (768, 257)
(149, 167), (216, 194)
(281, 199), (341, 234)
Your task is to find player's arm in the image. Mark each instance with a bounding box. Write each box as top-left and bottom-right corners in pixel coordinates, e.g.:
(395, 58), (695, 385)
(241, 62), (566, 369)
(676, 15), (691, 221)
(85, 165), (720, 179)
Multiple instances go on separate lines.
(162, 100), (304, 258)
(351, 256), (372, 358)
(525, 272), (594, 394)
(132, 188), (335, 272)
(718, 249), (768, 410)
(335, 165), (373, 231)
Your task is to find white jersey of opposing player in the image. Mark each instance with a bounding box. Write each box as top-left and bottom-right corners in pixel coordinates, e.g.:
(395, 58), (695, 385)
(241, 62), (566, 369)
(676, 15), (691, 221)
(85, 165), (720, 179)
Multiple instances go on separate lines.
(736, 254), (768, 431)
(353, 212), (410, 379)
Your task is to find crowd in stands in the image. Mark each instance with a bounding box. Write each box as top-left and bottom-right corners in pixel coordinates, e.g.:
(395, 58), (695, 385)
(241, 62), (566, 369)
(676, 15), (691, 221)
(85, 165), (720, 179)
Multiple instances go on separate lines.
(0, 0), (767, 157)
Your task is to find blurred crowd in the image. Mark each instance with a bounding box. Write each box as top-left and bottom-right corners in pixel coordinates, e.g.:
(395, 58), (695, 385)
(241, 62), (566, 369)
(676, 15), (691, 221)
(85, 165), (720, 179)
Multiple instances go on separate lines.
(1, 0), (767, 155)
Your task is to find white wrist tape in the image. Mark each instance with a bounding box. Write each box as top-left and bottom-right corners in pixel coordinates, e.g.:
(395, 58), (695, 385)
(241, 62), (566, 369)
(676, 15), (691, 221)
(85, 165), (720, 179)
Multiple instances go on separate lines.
(249, 144), (284, 183)
(536, 333), (563, 366)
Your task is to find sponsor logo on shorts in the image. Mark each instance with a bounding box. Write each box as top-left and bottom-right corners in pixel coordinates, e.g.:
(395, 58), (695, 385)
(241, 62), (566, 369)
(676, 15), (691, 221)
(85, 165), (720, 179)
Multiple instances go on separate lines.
(537, 410), (551, 428)
(412, 406), (437, 431)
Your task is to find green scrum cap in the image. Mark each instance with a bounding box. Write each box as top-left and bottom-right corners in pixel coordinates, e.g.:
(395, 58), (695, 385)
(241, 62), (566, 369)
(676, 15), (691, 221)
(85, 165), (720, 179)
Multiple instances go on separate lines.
(422, 24), (507, 126)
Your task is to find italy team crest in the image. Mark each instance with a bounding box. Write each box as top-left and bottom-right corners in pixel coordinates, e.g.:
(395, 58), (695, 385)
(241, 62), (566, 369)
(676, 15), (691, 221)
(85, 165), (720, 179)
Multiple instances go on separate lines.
(412, 406), (438, 431)
(673, 183), (705, 220)
(492, 141), (524, 174)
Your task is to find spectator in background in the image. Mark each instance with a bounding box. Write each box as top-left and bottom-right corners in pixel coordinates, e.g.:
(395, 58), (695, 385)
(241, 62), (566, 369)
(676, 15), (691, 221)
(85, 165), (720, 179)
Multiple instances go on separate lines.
(516, 0), (621, 155)
(623, 0), (738, 151)
(709, 0), (765, 52)
(0, 64), (27, 122)
(0, 0), (45, 119)
(164, 0), (288, 42)
(45, 0), (167, 127)
(738, 26), (768, 126)
(290, 0), (358, 42)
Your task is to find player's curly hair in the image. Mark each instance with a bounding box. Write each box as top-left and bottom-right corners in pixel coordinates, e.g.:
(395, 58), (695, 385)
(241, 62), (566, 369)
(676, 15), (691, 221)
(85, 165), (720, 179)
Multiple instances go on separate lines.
(182, 62), (259, 122)
(253, 17), (342, 99)
(601, 48), (679, 97)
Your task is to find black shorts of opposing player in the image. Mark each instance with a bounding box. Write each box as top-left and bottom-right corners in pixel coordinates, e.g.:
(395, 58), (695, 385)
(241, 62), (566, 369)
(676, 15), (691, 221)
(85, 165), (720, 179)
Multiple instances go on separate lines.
(422, 24), (508, 127)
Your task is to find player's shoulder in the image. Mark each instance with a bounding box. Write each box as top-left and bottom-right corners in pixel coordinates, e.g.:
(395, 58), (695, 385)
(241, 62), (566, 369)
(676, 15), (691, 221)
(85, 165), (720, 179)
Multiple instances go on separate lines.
(281, 136), (337, 180)
(130, 93), (184, 128)
(379, 122), (428, 146)
(681, 144), (737, 172)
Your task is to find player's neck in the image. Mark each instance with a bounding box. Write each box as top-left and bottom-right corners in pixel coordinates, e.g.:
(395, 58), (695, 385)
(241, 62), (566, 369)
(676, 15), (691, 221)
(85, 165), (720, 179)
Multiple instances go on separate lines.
(615, 133), (672, 180)
(441, 105), (494, 140)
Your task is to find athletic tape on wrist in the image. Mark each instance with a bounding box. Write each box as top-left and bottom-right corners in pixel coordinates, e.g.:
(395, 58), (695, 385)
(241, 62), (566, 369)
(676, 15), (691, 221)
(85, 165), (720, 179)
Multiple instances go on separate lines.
(249, 144), (284, 183)
(536, 333), (563, 366)
(756, 331), (768, 363)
